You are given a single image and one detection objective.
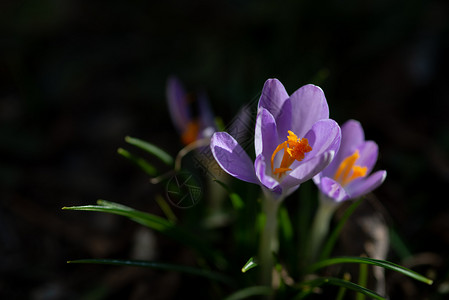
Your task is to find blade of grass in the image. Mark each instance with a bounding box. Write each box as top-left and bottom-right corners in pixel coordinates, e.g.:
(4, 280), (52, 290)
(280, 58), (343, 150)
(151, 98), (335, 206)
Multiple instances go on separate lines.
(336, 273), (351, 300)
(125, 136), (173, 166)
(223, 286), (273, 300)
(319, 198), (363, 261)
(213, 179), (244, 210)
(297, 277), (385, 300)
(389, 226), (412, 259)
(357, 262), (368, 300)
(279, 204), (297, 272)
(279, 205), (293, 243)
(297, 180), (315, 274)
(155, 194), (178, 223)
(117, 147), (157, 176)
(68, 259), (233, 286)
(309, 256), (433, 285)
(62, 200), (225, 268)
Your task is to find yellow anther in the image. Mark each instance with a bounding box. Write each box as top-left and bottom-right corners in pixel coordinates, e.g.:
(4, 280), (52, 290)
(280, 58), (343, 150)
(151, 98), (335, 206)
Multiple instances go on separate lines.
(271, 130), (312, 178)
(334, 150), (367, 186)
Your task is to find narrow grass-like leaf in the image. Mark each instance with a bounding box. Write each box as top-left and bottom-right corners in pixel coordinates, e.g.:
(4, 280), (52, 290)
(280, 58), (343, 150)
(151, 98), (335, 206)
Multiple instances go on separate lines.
(309, 256), (433, 285)
(241, 257), (258, 273)
(389, 226), (412, 259)
(230, 193), (245, 210)
(223, 286), (273, 300)
(357, 262), (368, 300)
(62, 200), (225, 267)
(319, 198), (363, 261)
(213, 179), (244, 210)
(155, 194), (178, 223)
(297, 181), (315, 272)
(336, 273), (351, 300)
(279, 205), (293, 242)
(297, 277), (384, 300)
(125, 136), (173, 166)
(117, 147), (157, 176)
(68, 259), (233, 286)
(279, 204), (297, 271)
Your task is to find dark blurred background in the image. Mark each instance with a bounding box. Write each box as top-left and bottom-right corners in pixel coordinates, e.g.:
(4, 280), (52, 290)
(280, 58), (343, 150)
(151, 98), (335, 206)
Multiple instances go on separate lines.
(1, 0), (449, 299)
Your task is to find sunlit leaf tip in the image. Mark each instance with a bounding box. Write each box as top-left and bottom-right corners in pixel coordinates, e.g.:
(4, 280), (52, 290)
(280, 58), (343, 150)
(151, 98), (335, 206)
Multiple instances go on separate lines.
(125, 136), (174, 166)
(241, 257), (258, 273)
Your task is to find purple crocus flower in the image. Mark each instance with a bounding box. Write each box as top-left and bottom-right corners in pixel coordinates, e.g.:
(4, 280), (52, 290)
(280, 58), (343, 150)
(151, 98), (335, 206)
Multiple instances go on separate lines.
(313, 119), (387, 202)
(166, 76), (216, 145)
(210, 79), (341, 199)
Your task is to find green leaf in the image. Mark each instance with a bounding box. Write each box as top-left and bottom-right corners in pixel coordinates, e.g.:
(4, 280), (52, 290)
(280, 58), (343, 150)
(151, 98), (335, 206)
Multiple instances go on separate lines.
(241, 257), (258, 273)
(357, 262), (368, 300)
(335, 273), (351, 300)
(213, 179), (244, 210)
(297, 277), (385, 300)
(230, 193), (245, 210)
(223, 286), (273, 300)
(319, 198), (363, 261)
(125, 136), (173, 166)
(279, 205), (293, 242)
(389, 226), (412, 259)
(117, 147), (157, 176)
(62, 200), (225, 268)
(155, 194), (178, 223)
(68, 259), (233, 286)
(309, 256), (433, 285)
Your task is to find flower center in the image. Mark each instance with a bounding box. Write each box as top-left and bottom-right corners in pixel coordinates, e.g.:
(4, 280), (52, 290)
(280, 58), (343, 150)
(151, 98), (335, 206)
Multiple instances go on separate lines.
(271, 130), (312, 178)
(333, 150), (367, 186)
(181, 119), (200, 145)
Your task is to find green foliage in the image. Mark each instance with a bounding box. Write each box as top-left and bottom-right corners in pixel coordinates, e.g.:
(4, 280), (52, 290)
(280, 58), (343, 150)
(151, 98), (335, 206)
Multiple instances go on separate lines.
(124, 136), (174, 166)
(319, 198), (363, 261)
(68, 259), (234, 286)
(64, 136), (434, 299)
(309, 256), (433, 285)
(63, 200), (225, 268)
(295, 277), (385, 300)
(117, 147), (157, 176)
(241, 257), (258, 273)
(223, 286), (273, 300)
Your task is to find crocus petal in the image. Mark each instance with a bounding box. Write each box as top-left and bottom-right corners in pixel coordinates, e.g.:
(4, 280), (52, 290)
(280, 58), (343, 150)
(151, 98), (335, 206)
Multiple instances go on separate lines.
(356, 141), (379, 174)
(197, 91), (216, 134)
(275, 98), (292, 142)
(321, 119), (365, 178)
(302, 119), (341, 163)
(254, 154), (281, 192)
(281, 150), (335, 191)
(258, 79), (290, 121)
(166, 77), (190, 132)
(335, 120), (365, 162)
(210, 132), (258, 184)
(318, 177), (350, 202)
(289, 84), (329, 137)
(283, 119), (340, 189)
(255, 108), (279, 160)
(347, 170), (387, 199)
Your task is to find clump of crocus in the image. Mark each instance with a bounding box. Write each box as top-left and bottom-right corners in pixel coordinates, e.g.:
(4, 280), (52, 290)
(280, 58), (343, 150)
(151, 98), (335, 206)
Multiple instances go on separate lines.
(166, 76), (216, 145)
(307, 119), (387, 263)
(210, 78), (341, 200)
(313, 119), (387, 202)
(210, 78), (341, 286)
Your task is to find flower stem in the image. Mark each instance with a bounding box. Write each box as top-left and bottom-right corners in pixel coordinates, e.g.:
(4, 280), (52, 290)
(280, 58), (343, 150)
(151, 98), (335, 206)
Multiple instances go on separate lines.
(305, 194), (338, 265)
(258, 194), (281, 287)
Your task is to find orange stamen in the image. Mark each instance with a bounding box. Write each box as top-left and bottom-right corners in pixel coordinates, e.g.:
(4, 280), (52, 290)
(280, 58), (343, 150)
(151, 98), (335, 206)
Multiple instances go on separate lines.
(181, 120), (200, 145)
(271, 130), (312, 178)
(334, 150), (367, 186)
